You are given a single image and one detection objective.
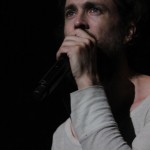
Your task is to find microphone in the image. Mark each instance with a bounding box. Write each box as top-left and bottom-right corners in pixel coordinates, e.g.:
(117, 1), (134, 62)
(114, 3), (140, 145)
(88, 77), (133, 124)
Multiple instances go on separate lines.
(33, 54), (72, 101)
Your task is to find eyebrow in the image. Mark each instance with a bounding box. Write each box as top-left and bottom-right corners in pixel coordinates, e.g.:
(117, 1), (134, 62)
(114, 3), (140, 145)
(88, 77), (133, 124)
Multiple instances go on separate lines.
(84, 2), (108, 10)
(65, 4), (76, 12)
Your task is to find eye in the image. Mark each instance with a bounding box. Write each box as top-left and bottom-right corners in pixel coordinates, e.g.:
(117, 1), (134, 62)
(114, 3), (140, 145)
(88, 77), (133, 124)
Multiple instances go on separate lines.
(65, 9), (76, 18)
(89, 7), (102, 15)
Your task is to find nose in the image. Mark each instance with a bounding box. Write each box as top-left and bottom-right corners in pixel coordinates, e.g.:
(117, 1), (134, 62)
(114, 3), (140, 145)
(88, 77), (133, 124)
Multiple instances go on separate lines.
(74, 13), (89, 30)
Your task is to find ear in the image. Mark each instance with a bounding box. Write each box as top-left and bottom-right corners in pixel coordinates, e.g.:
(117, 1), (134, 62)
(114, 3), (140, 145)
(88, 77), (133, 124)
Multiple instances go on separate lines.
(124, 23), (136, 44)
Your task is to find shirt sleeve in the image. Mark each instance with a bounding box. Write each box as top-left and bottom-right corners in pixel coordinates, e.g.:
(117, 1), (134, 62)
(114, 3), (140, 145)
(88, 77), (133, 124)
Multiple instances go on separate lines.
(70, 86), (132, 150)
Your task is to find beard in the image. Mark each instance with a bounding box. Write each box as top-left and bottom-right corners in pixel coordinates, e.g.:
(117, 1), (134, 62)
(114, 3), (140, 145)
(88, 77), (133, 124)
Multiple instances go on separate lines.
(95, 27), (128, 84)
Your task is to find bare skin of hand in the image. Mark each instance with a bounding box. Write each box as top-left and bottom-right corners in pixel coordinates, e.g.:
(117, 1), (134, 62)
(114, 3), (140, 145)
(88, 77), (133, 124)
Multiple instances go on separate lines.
(57, 29), (100, 89)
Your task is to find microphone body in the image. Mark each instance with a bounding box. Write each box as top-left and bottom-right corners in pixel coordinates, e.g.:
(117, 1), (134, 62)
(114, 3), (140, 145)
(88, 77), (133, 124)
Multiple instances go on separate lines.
(33, 54), (72, 101)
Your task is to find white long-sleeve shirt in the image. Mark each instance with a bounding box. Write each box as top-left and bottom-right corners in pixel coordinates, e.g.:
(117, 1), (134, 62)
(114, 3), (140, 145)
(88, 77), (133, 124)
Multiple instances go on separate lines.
(51, 86), (150, 150)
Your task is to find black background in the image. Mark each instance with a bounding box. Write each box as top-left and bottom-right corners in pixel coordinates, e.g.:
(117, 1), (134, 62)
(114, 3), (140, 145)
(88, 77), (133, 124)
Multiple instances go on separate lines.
(2, 1), (70, 150)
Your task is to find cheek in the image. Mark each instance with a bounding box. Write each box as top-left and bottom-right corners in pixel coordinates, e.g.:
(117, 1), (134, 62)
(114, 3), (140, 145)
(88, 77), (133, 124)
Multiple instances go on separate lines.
(91, 19), (119, 43)
(91, 15), (119, 35)
(64, 27), (67, 36)
(64, 26), (68, 36)
(64, 22), (74, 36)
(90, 22), (108, 41)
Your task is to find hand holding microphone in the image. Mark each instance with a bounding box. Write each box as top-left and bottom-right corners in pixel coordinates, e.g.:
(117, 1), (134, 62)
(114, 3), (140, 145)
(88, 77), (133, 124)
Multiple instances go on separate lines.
(56, 29), (99, 89)
(33, 29), (99, 100)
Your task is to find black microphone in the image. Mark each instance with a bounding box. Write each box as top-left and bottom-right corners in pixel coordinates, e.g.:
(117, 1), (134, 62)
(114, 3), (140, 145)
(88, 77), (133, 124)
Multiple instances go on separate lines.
(33, 54), (72, 101)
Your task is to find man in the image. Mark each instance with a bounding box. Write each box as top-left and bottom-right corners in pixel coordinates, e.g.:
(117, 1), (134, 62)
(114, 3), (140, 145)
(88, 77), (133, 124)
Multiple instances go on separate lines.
(51, 0), (150, 149)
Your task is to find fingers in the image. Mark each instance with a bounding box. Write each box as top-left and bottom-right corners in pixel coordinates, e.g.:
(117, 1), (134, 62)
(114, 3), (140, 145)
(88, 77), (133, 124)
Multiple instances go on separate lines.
(57, 29), (96, 59)
(56, 29), (99, 89)
(73, 29), (96, 44)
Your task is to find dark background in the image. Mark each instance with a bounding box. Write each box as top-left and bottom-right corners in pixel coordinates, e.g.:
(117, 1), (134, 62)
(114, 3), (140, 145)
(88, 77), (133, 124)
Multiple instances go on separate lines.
(2, 1), (70, 150)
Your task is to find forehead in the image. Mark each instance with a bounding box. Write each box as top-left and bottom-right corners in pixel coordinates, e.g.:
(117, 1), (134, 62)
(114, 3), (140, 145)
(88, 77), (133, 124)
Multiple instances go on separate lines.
(65, 0), (116, 9)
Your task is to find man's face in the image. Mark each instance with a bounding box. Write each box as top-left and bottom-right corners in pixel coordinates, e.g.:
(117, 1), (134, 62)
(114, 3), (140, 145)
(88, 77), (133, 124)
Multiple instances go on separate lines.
(64, 0), (125, 52)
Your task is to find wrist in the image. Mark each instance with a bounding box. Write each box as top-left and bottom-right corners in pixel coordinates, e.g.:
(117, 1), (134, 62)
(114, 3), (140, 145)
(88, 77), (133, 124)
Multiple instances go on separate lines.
(76, 74), (100, 90)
